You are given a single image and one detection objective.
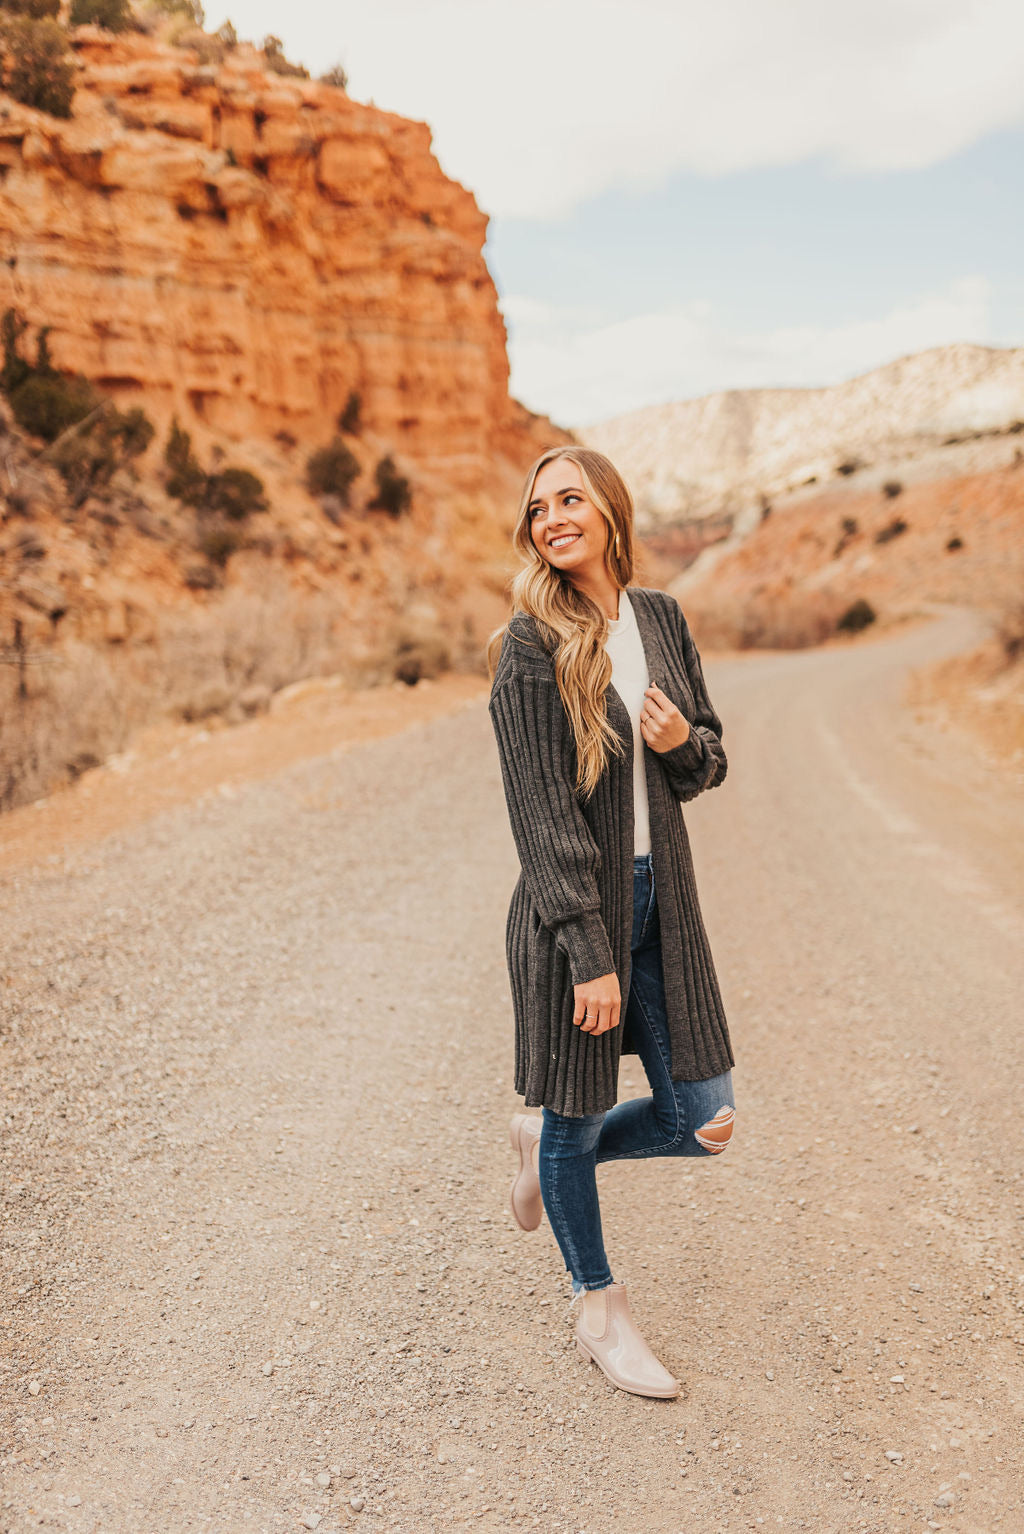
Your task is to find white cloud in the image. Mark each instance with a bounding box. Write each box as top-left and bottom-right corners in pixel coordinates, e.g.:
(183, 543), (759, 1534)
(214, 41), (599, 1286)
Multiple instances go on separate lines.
(502, 276), (993, 425)
(210, 1), (1024, 219)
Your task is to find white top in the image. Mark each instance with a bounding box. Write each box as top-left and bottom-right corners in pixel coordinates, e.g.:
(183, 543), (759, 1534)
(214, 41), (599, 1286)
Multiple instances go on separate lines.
(604, 588), (651, 856)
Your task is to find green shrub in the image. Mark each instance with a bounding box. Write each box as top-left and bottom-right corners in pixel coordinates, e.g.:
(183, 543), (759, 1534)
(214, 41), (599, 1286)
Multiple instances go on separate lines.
(203, 466), (266, 519)
(164, 416), (207, 504)
(50, 404), (154, 501)
(836, 457), (862, 477)
(874, 516), (908, 544)
(50, 431), (116, 505)
(0, 0), (60, 18)
(68, 0), (132, 30)
(105, 405), (155, 460)
(197, 523), (240, 567)
(946, 535), (963, 552)
(836, 598), (876, 635)
(261, 33), (308, 77)
(882, 480), (903, 499)
(0, 308), (31, 394)
(306, 436), (360, 502)
(215, 18), (237, 47)
(369, 454), (411, 517)
(319, 62), (347, 90)
(9, 370), (97, 441)
(1, 17), (74, 116)
(338, 389), (361, 435)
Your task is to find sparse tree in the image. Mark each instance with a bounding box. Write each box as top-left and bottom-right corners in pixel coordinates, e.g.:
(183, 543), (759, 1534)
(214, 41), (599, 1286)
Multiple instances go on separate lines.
(369, 455), (411, 517)
(0, 16), (75, 116)
(261, 33), (308, 78)
(68, 0), (133, 31)
(306, 436), (360, 503)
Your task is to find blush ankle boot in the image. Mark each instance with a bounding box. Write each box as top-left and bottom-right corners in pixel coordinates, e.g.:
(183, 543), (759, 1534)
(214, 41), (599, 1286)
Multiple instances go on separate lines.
(574, 1282), (680, 1399)
(508, 1113), (543, 1231)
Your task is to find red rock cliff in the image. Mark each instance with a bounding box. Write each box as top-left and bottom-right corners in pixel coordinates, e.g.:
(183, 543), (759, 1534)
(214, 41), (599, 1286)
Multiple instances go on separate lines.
(0, 28), (540, 481)
(0, 27), (567, 809)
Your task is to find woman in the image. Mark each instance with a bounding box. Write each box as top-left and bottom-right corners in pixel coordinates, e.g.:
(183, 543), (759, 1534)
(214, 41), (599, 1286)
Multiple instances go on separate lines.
(487, 445), (736, 1401)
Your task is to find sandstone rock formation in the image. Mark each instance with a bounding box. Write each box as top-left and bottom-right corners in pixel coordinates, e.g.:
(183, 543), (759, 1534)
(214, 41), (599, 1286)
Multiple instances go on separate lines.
(0, 27), (537, 481)
(0, 25), (566, 809)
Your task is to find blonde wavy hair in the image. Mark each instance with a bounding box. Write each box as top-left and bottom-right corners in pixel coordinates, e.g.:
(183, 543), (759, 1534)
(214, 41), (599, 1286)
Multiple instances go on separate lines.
(486, 445), (636, 799)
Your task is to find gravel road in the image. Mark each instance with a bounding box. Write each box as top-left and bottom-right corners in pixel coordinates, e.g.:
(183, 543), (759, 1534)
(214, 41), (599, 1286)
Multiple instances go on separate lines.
(2, 603), (1022, 1534)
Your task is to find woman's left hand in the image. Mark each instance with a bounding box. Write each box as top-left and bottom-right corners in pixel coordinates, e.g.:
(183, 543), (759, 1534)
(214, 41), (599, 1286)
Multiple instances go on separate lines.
(639, 683), (692, 754)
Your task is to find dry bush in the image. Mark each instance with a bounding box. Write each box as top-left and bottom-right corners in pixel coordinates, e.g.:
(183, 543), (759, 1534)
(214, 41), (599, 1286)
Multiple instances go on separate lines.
(0, 573), (474, 812)
(0, 639), (135, 810)
(154, 577), (343, 715)
(994, 597), (1024, 663)
(683, 588), (849, 650)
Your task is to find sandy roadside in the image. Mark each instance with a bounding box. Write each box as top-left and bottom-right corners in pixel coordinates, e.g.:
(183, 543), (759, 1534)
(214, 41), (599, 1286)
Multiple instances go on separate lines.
(1, 602), (1022, 1534)
(0, 671), (488, 875)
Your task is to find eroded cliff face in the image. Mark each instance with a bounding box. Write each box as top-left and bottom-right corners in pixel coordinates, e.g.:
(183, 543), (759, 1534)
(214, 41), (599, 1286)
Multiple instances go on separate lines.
(0, 27), (566, 809)
(0, 28), (523, 474)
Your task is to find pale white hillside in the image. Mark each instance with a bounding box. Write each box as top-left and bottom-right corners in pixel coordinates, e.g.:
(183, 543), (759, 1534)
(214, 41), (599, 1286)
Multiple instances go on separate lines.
(580, 343), (1024, 529)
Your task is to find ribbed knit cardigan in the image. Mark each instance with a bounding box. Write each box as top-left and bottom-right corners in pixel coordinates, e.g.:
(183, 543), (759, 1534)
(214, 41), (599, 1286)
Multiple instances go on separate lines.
(488, 584), (734, 1117)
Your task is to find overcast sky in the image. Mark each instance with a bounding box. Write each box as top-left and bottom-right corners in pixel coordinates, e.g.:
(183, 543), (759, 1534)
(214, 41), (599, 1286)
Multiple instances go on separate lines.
(206, 0), (1024, 427)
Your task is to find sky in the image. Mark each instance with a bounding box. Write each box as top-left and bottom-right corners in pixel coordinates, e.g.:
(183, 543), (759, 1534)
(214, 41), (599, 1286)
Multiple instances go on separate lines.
(206, 0), (1024, 428)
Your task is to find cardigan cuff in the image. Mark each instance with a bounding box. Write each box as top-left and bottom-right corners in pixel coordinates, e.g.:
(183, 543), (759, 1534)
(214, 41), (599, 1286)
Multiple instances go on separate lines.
(660, 724), (705, 776)
(551, 909), (617, 986)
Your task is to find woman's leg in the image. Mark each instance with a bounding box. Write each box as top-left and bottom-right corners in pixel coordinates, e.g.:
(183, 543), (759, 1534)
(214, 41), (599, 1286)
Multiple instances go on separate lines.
(596, 866), (735, 1164)
(534, 862), (662, 1291)
(538, 1107), (614, 1293)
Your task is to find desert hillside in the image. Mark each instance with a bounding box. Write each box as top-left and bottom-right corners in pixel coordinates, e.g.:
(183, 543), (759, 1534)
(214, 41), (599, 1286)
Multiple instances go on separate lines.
(586, 350), (1023, 776)
(0, 15), (564, 810)
(582, 343), (1024, 530)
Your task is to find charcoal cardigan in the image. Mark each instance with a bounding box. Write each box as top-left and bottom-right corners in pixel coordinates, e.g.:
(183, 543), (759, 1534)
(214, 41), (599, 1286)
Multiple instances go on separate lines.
(488, 584), (734, 1118)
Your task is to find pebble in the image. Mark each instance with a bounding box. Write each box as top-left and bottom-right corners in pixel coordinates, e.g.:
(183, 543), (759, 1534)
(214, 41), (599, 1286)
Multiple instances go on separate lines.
(300, 1515), (321, 1530)
(27, 1380), (41, 1396)
(884, 1451), (903, 1463)
(934, 1491), (955, 1508)
(262, 1362), (275, 1376)
(349, 1496), (365, 1512)
(315, 1472), (331, 1488)
(67, 1495), (81, 1507)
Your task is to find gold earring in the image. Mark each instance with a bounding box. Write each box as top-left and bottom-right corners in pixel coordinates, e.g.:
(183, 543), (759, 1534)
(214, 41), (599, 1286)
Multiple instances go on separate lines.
(614, 531), (621, 556)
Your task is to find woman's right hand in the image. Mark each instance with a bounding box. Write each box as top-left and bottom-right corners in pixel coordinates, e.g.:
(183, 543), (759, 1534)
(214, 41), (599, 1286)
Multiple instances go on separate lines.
(573, 972), (621, 1035)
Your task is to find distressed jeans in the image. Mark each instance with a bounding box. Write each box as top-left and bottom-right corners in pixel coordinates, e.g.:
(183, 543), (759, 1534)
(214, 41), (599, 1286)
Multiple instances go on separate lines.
(538, 852), (735, 1293)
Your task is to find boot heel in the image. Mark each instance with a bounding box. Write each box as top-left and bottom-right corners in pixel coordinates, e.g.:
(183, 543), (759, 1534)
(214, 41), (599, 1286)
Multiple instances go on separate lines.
(576, 1338), (592, 1364)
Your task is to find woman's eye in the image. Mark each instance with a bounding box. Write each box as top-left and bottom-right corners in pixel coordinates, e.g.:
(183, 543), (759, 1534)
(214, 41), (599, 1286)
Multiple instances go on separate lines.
(563, 493), (581, 505)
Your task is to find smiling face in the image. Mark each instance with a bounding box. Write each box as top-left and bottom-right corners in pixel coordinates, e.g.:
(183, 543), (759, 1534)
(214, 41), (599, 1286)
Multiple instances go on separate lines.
(528, 457), (610, 579)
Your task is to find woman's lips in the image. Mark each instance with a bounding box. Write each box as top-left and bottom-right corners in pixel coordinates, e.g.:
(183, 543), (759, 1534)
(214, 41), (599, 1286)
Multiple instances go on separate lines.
(549, 533), (581, 550)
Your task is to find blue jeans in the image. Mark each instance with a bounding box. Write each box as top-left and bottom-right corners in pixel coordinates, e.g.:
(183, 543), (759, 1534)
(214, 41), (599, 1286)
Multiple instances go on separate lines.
(538, 852), (735, 1292)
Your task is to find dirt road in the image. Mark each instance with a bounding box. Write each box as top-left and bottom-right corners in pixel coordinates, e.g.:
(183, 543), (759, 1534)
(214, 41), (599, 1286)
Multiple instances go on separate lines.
(2, 604), (1022, 1534)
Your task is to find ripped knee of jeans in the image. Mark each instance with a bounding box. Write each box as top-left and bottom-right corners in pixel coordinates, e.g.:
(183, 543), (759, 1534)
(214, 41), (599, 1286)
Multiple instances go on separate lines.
(694, 1103), (735, 1154)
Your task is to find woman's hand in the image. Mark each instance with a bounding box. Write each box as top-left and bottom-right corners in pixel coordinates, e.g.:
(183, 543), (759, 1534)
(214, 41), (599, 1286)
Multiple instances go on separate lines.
(639, 683), (692, 754)
(573, 972), (621, 1035)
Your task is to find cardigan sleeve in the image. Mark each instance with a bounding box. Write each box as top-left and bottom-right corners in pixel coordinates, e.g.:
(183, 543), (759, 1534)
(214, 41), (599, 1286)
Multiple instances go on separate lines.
(489, 672), (616, 986)
(657, 601), (728, 804)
